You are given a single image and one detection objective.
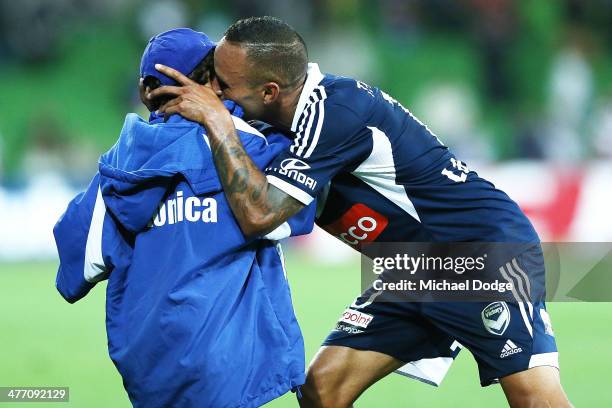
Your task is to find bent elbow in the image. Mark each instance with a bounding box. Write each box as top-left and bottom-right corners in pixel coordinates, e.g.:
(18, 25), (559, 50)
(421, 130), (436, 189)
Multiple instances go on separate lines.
(241, 223), (264, 239)
(239, 215), (277, 239)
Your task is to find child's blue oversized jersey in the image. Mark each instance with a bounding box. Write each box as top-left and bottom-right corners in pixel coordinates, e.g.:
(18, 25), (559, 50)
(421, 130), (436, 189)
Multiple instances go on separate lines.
(54, 108), (315, 408)
(265, 64), (538, 247)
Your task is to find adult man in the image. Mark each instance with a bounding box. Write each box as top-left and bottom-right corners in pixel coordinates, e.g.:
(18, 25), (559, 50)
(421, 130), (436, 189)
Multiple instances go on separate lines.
(54, 28), (314, 408)
(149, 17), (572, 408)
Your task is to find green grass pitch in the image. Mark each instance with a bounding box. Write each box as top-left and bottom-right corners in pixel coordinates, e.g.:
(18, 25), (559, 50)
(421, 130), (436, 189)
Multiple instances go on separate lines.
(0, 254), (610, 407)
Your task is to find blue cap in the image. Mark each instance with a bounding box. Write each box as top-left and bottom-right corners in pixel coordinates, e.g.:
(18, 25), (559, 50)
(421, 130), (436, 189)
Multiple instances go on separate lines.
(140, 28), (216, 86)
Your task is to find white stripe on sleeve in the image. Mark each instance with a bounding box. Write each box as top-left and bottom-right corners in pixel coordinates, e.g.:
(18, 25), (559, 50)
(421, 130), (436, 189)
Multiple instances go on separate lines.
(267, 175), (314, 205)
(263, 222), (292, 240)
(84, 187), (108, 283)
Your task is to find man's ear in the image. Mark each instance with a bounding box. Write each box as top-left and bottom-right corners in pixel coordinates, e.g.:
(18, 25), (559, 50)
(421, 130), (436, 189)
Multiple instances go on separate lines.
(262, 82), (280, 105)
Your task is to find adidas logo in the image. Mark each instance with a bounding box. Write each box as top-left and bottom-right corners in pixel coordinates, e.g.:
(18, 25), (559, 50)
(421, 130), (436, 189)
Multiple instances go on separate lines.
(500, 340), (523, 358)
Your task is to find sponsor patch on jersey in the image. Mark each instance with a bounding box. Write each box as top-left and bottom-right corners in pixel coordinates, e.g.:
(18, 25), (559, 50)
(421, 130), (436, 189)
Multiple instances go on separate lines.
(482, 301), (511, 336)
(280, 158), (311, 171)
(335, 323), (364, 335)
(321, 204), (388, 249)
(266, 158), (317, 191)
(539, 308), (555, 336)
(339, 308), (374, 328)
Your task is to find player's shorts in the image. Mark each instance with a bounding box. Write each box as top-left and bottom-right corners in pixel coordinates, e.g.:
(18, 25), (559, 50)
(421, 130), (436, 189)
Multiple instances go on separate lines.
(323, 248), (559, 387)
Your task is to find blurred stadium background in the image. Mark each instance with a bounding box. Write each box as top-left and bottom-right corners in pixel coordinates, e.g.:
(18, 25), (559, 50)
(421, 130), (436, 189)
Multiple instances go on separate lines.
(0, 0), (611, 406)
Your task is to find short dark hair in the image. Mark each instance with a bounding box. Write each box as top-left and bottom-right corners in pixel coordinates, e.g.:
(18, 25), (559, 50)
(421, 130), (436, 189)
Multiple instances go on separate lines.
(143, 51), (214, 110)
(224, 16), (308, 88)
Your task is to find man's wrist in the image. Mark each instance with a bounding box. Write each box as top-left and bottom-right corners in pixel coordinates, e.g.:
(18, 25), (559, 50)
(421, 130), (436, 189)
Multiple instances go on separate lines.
(203, 109), (235, 140)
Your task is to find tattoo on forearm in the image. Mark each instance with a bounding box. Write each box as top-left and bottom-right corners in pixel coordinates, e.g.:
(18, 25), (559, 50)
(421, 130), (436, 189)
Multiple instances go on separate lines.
(209, 128), (304, 236)
(227, 167), (249, 193)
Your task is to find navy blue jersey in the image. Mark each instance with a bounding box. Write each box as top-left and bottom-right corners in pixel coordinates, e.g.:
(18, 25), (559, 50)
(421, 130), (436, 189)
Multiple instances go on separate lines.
(265, 63), (538, 246)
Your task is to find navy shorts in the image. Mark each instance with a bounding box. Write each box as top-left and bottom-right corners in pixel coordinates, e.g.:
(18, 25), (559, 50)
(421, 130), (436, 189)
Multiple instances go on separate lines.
(323, 249), (559, 386)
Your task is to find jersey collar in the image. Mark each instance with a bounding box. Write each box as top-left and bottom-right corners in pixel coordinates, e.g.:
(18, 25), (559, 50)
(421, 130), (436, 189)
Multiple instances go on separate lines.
(290, 63), (324, 132)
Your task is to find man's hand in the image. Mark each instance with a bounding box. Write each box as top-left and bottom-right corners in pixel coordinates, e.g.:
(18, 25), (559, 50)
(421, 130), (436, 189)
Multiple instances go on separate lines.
(147, 64), (231, 130)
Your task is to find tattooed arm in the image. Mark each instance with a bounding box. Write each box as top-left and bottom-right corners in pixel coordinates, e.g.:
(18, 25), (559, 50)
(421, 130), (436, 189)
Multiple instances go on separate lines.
(205, 114), (305, 237)
(147, 65), (304, 237)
